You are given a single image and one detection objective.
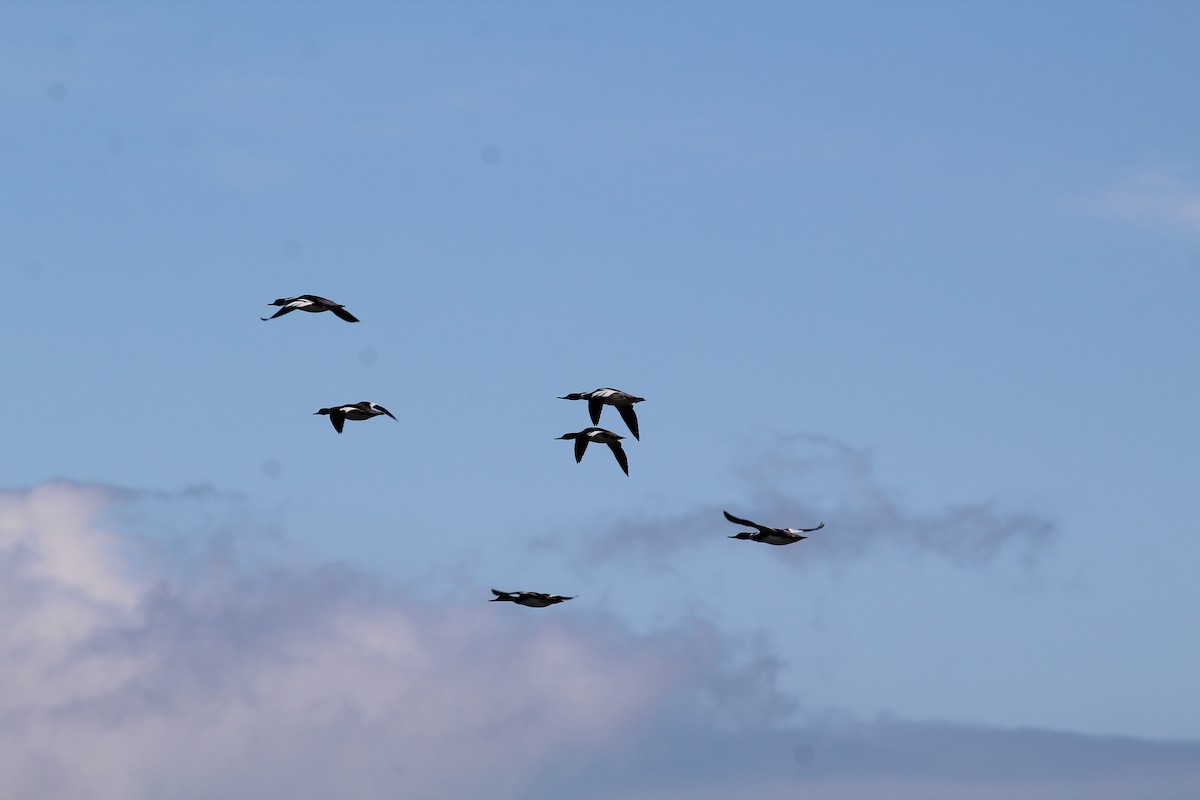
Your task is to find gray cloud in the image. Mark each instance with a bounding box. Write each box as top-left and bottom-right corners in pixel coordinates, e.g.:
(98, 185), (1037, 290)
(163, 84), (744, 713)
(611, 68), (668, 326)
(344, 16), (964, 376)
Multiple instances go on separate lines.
(1, 481), (1189, 800)
(549, 433), (1056, 570)
(542, 718), (1200, 800)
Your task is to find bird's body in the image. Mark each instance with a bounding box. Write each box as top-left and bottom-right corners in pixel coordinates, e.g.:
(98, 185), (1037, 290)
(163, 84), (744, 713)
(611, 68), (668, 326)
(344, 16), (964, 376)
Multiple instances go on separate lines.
(262, 295), (359, 322)
(490, 589), (574, 607)
(723, 510), (824, 546)
(315, 401), (397, 433)
(558, 388), (645, 439)
(557, 427), (629, 475)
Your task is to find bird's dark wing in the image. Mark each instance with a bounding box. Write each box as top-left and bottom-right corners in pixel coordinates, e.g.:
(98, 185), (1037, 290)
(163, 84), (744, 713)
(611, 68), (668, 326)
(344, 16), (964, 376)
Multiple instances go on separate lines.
(799, 522), (825, 533)
(329, 411), (346, 433)
(587, 397), (603, 425)
(574, 436), (589, 463)
(724, 510), (753, 527)
(261, 305), (295, 321)
(331, 305), (360, 323)
(607, 440), (629, 475)
(376, 404), (397, 421)
(617, 404), (640, 439)
(723, 510), (765, 531)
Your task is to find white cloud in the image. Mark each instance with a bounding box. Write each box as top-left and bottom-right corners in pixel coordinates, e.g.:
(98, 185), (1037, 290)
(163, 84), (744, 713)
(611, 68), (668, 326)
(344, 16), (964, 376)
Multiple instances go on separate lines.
(0, 481), (1194, 800)
(1090, 171), (1200, 235)
(0, 482), (781, 799)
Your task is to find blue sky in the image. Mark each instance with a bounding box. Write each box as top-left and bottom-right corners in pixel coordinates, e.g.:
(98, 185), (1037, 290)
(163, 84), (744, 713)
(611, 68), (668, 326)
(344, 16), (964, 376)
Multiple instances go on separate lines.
(2, 2), (1199, 797)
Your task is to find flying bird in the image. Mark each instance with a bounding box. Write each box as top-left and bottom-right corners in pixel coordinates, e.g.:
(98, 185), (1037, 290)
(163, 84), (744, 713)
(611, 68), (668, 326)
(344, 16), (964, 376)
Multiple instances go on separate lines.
(557, 427), (629, 475)
(261, 295), (360, 322)
(558, 388), (645, 439)
(490, 589), (574, 607)
(314, 401), (397, 433)
(723, 509), (824, 546)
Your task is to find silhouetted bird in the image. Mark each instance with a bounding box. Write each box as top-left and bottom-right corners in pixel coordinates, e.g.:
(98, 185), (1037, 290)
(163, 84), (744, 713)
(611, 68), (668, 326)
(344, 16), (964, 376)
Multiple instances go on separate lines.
(315, 401), (396, 433)
(262, 295), (359, 322)
(558, 388), (645, 439)
(723, 509), (824, 545)
(490, 589), (574, 607)
(557, 427), (629, 475)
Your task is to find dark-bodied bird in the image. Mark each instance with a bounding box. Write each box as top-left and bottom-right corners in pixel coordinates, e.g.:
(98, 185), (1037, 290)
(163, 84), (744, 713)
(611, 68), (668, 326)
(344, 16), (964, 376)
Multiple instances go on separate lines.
(723, 509), (824, 546)
(490, 589), (574, 607)
(557, 427), (629, 475)
(262, 295), (359, 322)
(558, 388), (645, 439)
(315, 401), (397, 433)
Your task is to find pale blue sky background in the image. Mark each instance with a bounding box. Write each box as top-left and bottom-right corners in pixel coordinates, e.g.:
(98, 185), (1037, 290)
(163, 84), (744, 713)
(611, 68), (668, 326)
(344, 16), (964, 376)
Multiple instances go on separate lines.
(2, 2), (1199, 797)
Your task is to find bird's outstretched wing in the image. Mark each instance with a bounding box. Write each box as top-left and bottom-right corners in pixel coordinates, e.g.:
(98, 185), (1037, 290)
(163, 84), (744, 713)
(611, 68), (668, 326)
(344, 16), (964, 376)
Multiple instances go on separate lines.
(587, 397), (604, 425)
(261, 306), (295, 321)
(723, 510), (761, 529)
(617, 404), (640, 440)
(607, 441), (629, 475)
(331, 305), (360, 323)
(574, 436), (590, 463)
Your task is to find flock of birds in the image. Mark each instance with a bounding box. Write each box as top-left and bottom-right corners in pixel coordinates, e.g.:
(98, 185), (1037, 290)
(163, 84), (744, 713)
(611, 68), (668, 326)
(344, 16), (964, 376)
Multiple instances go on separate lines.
(263, 293), (826, 608)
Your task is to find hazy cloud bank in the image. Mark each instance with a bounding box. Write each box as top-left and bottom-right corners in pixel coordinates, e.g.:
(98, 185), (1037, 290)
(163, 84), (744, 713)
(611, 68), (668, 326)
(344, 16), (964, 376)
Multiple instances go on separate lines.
(548, 434), (1056, 570)
(1, 481), (1190, 800)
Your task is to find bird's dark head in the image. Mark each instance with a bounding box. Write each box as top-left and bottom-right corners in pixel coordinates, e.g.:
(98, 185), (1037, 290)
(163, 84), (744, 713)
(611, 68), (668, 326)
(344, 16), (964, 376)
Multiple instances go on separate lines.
(269, 297), (292, 306)
(558, 393), (585, 401)
(314, 408), (331, 416)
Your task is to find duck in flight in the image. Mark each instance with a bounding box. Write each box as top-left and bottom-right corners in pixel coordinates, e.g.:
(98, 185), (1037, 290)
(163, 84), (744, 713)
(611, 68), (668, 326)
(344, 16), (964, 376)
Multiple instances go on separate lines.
(315, 401), (397, 433)
(558, 388), (645, 439)
(262, 295), (360, 322)
(557, 427), (629, 475)
(490, 589), (574, 607)
(723, 510), (825, 546)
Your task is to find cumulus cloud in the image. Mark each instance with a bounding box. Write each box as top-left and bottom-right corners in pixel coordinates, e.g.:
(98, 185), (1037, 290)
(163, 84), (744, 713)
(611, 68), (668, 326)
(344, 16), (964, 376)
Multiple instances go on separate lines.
(0, 481), (786, 799)
(1, 480), (1192, 800)
(555, 434), (1056, 569)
